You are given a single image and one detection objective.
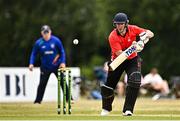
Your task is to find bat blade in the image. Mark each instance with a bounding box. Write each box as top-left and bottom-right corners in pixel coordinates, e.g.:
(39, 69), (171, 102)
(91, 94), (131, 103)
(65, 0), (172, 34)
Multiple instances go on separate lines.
(109, 45), (136, 71)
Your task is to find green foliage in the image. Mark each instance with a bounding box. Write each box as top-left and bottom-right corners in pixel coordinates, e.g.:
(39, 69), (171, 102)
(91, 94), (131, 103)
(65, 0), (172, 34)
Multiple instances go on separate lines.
(81, 55), (105, 80)
(0, 0), (179, 79)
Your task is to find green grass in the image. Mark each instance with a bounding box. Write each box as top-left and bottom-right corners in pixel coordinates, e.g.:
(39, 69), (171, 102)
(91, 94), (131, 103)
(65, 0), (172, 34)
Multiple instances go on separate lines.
(0, 97), (180, 120)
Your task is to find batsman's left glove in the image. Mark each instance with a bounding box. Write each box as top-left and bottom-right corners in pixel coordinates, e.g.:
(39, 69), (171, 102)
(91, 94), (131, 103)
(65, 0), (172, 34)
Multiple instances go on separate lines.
(139, 32), (147, 40)
(139, 32), (150, 44)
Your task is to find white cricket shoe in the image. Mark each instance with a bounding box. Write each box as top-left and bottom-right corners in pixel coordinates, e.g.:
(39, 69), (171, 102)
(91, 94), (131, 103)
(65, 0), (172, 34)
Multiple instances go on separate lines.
(152, 94), (161, 101)
(123, 110), (133, 116)
(100, 109), (110, 116)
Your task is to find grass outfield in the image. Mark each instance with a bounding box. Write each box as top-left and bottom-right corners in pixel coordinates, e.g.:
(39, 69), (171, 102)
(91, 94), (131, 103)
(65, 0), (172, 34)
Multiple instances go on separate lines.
(0, 97), (180, 120)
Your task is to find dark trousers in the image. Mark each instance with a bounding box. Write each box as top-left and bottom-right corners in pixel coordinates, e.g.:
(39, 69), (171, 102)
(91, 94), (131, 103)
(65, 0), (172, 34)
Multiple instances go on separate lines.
(106, 56), (141, 89)
(102, 56), (142, 112)
(34, 69), (69, 103)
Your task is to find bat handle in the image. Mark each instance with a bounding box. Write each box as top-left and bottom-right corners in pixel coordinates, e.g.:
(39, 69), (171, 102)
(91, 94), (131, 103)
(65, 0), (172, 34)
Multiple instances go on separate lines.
(109, 67), (113, 71)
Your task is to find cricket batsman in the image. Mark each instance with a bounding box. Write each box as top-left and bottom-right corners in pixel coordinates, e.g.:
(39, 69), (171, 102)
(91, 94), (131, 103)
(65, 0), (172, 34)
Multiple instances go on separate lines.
(100, 12), (154, 116)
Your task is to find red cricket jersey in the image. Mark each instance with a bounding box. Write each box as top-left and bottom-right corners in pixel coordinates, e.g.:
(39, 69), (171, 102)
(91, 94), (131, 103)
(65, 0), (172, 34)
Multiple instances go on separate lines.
(109, 25), (146, 60)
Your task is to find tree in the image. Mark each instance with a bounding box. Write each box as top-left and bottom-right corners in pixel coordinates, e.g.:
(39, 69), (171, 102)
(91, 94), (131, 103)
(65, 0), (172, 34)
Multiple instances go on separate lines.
(0, 0), (179, 79)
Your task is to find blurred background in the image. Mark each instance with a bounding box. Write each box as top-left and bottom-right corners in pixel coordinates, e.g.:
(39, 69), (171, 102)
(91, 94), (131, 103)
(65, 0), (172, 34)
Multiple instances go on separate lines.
(0, 0), (180, 100)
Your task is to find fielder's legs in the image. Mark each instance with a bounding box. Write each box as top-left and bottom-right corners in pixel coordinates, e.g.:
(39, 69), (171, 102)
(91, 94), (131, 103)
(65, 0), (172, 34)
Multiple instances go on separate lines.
(34, 69), (51, 103)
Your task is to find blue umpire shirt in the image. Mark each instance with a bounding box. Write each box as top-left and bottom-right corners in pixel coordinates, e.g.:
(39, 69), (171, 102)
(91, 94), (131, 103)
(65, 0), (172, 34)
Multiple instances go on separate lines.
(29, 35), (66, 71)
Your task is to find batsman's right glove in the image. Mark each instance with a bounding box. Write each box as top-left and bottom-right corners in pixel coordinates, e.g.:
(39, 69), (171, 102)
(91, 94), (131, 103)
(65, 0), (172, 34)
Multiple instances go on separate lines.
(132, 41), (144, 52)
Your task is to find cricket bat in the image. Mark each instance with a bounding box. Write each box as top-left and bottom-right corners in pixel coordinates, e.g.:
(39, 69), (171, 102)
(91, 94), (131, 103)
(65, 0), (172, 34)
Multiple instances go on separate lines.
(109, 38), (149, 71)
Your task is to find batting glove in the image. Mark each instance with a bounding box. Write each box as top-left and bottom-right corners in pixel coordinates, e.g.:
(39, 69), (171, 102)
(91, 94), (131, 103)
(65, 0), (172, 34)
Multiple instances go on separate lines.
(139, 32), (147, 41)
(133, 41), (144, 52)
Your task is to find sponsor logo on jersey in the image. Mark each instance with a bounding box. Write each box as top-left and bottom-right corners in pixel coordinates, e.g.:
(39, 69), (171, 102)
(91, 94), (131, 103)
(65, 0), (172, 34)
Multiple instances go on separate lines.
(51, 44), (55, 48)
(41, 46), (46, 49)
(44, 51), (54, 54)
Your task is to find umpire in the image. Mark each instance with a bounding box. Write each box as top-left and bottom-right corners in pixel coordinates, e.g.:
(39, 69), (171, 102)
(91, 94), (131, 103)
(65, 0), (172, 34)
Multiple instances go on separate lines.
(100, 13), (154, 116)
(29, 25), (68, 104)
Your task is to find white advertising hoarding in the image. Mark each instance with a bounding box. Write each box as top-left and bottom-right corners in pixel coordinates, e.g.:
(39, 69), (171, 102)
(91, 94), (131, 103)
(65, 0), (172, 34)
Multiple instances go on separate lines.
(0, 67), (80, 102)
